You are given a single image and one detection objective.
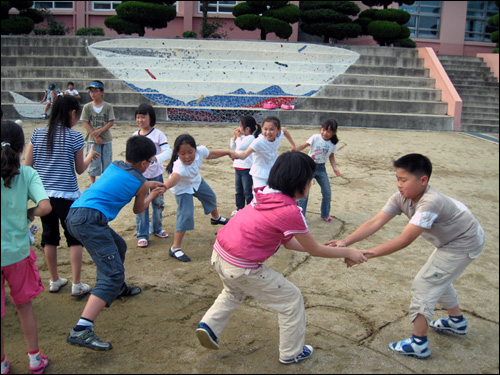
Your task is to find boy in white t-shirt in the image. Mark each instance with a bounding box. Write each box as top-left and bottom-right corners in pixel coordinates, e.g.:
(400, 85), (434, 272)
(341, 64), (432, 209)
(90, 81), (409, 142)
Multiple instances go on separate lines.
(327, 153), (485, 359)
(64, 82), (81, 100)
(294, 119), (340, 222)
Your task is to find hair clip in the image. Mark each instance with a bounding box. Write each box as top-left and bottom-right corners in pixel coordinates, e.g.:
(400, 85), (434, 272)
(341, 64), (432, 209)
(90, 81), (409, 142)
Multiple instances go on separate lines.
(1, 142), (11, 148)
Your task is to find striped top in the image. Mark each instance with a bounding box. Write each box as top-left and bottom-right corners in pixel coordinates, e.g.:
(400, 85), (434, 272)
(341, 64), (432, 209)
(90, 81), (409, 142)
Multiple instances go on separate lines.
(30, 125), (85, 199)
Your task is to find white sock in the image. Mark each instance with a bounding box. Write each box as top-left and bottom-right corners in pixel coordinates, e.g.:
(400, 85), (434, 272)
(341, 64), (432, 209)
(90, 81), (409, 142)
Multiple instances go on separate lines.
(27, 350), (41, 367)
(76, 318), (93, 328)
(1, 357), (9, 374)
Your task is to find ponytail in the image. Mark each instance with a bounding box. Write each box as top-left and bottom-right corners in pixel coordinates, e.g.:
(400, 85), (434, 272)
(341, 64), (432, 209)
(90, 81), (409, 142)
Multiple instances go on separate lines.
(240, 115), (261, 138)
(322, 119), (339, 145)
(1, 121), (25, 188)
(47, 94), (81, 151)
(166, 134), (197, 174)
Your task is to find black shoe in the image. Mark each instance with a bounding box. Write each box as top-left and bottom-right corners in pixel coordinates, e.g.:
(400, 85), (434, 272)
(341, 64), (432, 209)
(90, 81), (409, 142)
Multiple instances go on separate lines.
(210, 216), (229, 225)
(169, 248), (191, 262)
(118, 283), (141, 297)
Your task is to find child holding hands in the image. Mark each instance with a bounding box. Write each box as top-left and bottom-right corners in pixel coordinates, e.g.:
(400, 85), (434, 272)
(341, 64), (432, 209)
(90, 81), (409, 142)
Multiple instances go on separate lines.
(164, 134), (234, 262)
(328, 154), (485, 359)
(233, 116), (296, 189)
(65, 136), (166, 351)
(2, 121), (52, 374)
(229, 115), (261, 215)
(196, 151), (372, 365)
(295, 119), (340, 222)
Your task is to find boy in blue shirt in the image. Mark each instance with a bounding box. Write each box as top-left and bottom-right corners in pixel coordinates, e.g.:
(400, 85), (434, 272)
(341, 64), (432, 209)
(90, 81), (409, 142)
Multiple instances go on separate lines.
(65, 136), (166, 350)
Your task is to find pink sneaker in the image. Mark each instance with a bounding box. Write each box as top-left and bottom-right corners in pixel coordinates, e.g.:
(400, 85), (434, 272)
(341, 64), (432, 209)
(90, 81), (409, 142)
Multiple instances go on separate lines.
(29, 355), (49, 374)
(263, 102), (277, 109)
(281, 102), (295, 110)
(322, 216), (332, 222)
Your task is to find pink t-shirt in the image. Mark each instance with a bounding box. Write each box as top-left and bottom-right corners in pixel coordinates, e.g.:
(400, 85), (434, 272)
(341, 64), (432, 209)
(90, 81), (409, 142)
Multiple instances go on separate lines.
(214, 186), (309, 269)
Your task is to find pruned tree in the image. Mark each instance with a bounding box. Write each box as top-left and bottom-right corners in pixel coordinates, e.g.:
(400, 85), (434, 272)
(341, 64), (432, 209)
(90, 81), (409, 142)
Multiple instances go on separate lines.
(355, 1), (416, 47)
(300, 1), (362, 43)
(488, 1), (499, 53)
(233, 1), (301, 40)
(105, 0), (176, 37)
(1, 1), (44, 35)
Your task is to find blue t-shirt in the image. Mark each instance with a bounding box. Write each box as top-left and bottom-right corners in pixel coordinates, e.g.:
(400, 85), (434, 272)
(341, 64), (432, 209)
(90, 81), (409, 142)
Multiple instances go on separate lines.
(71, 161), (146, 221)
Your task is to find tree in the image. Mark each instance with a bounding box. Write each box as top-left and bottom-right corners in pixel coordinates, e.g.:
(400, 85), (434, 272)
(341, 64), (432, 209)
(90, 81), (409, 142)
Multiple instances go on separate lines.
(233, 1), (301, 40)
(1, 1), (44, 35)
(300, 1), (362, 44)
(355, 1), (416, 47)
(488, 1), (499, 53)
(105, 1), (176, 37)
(200, 0), (227, 39)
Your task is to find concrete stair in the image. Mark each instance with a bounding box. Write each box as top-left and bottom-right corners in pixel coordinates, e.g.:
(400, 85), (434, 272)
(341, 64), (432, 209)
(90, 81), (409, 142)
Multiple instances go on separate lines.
(279, 44), (453, 130)
(2, 36), (454, 131)
(438, 55), (499, 133)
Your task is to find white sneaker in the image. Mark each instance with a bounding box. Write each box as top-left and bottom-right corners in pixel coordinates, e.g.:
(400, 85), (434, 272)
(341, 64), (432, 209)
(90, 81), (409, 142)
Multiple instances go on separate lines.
(71, 283), (91, 296)
(49, 278), (68, 293)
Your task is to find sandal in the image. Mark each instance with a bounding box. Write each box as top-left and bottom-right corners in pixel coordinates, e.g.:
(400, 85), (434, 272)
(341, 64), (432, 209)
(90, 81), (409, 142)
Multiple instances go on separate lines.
(153, 230), (169, 238)
(118, 283), (142, 297)
(263, 101), (277, 109)
(280, 101), (295, 110)
(169, 248), (191, 262)
(137, 239), (148, 248)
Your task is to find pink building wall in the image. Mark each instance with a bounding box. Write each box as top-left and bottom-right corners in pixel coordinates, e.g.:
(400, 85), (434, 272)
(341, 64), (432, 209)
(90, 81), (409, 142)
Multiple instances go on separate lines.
(15, 1), (497, 56)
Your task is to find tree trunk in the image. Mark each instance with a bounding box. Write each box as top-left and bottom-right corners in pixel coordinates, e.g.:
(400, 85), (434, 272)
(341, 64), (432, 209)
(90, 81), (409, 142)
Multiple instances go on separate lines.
(261, 28), (266, 40)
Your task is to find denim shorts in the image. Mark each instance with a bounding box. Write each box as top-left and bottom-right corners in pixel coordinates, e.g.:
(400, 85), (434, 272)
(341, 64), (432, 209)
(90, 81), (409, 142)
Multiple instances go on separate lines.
(87, 142), (112, 177)
(175, 178), (217, 232)
(66, 207), (126, 306)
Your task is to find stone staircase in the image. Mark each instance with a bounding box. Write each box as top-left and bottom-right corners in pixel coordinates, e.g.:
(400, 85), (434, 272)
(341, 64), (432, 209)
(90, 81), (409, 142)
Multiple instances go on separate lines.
(0, 36), (465, 132)
(279, 45), (453, 130)
(438, 55), (499, 133)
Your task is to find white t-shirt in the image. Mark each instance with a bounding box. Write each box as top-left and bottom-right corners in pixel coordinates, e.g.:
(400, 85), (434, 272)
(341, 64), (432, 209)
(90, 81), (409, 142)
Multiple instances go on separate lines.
(230, 135), (254, 169)
(170, 146), (209, 195)
(133, 128), (172, 179)
(65, 89), (79, 96)
(248, 131), (284, 179)
(306, 134), (337, 164)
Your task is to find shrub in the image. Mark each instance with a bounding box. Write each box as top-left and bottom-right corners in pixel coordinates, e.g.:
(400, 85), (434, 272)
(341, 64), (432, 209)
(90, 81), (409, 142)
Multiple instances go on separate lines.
(33, 27), (47, 35)
(182, 30), (197, 38)
(75, 27), (105, 36)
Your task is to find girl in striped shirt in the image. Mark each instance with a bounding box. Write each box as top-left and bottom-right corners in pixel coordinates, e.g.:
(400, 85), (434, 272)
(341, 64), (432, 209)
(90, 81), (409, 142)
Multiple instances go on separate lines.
(25, 95), (99, 297)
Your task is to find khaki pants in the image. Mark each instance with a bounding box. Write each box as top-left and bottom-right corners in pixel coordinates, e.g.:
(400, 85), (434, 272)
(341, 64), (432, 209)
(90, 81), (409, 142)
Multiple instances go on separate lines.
(200, 250), (306, 361)
(410, 248), (480, 323)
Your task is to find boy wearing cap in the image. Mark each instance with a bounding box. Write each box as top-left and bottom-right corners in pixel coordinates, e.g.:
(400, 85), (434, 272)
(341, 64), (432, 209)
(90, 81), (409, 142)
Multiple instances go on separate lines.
(81, 80), (116, 184)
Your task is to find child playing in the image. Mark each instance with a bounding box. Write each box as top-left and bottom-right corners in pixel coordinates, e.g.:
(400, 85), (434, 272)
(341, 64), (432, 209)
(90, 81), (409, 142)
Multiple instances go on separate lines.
(233, 116), (296, 189)
(65, 136), (167, 350)
(1, 121), (52, 374)
(327, 153), (485, 359)
(64, 82), (81, 100)
(164, 134), (234, 262)
(229, 115), (261, 216)
(40, 83), (58, 119)
(196, 151), (372, 364)
(132, 103), (172, 248)
(80, 80), (115, 185)
(294, 119), (341, 222)
(25, 94), (100, 297)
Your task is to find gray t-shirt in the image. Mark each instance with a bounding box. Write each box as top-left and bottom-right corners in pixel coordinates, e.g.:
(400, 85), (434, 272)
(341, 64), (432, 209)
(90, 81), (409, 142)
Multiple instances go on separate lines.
(382, 186), (484, 258)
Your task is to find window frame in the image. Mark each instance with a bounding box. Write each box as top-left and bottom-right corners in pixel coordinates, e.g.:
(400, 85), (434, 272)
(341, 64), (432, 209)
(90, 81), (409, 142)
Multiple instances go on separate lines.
(400, 1), (442, 40)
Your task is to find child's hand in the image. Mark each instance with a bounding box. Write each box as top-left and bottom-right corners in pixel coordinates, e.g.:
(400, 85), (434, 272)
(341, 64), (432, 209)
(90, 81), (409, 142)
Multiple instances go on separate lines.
(228, 150), (237, 160)
(345, 249), (375, 267)
(88, 144), (101, 160)
(334, 167), (340, 177)
(233, 128), (241, 137)
(325, 239), (347, 248)
(150, 186), (166, 198)
(291, 146), (297, 152)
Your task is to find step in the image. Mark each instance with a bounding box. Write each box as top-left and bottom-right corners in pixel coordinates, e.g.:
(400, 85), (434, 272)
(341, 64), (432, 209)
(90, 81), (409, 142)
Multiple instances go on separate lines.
(354, 55), (424, 68)
(460, 123), (499, 133)
(338, 44), (419, 58)
(297, 97), (447, 115)
(332, 74), (436, 88)
(460, 116), (499, 125)
(317, 85), (442, 101)
(1, 56), (102, 67)
(346, 65), (429, 77)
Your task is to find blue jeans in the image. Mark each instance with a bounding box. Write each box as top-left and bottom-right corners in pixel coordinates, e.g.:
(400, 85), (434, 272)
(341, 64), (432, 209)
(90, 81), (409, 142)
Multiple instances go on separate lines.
(66, 207), (126, 307)
(135, 174), (164, 240)
(297, 163), (331, 219)
(235, 168), (253, 210)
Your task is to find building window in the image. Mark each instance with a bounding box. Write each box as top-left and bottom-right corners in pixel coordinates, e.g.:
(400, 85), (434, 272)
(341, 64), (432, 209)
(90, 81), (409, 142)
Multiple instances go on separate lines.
(198, 1), (236, 14)
(400, 1), (442, 39)
(465, 1), (498, 42)
(92, 1), (122, 11)
(33, 1), (73, 9)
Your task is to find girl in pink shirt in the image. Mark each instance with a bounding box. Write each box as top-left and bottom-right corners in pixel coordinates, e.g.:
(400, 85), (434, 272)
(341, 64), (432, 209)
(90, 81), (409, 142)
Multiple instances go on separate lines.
(196, 151), (373, 365)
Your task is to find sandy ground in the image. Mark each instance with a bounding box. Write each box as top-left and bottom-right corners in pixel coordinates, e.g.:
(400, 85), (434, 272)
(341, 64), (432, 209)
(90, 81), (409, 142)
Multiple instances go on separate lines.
(3, 120), (499, 374)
